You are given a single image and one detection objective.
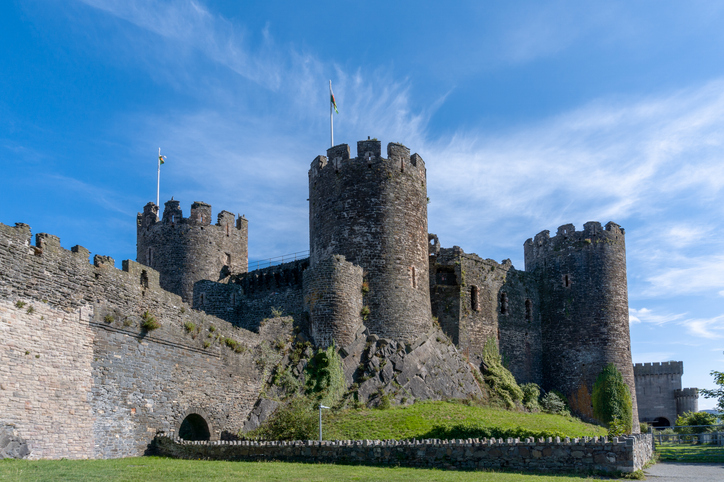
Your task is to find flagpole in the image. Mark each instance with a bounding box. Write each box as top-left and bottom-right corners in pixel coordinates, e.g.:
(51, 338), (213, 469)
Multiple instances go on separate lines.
(156, 147), (161, 207)
(329, 80), (334, 148)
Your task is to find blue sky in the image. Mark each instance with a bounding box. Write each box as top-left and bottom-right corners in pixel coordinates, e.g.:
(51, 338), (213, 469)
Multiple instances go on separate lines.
(2, 1), (723, 408)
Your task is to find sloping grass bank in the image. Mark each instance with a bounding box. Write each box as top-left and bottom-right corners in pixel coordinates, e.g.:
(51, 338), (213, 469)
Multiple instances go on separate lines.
(320, 400), (607, 441)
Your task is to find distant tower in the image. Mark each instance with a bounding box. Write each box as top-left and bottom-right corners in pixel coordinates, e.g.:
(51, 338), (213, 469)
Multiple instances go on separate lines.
(675, 388), (699, 417)
(524, 221), (639, 432)
(307, 139), (432, 344)
(137, 199), (248, 303)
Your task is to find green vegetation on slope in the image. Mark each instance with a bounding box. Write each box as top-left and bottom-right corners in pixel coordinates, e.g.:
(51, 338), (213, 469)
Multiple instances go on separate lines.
(0, 457), (610, 482)
(320, 400), (606, 441)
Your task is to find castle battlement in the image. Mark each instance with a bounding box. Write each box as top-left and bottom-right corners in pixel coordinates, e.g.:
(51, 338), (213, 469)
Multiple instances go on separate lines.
(308, 139), (425, 180)
(523, 221), (625, 272)
(138, 200), (246, 230)
(675, 388), (698, 398)
(633, 361), (684, 376)
(137, 199), (249, 302)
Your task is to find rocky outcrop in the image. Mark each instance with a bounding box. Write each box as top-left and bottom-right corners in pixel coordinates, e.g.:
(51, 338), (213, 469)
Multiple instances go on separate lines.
(0, 423), (30, 459)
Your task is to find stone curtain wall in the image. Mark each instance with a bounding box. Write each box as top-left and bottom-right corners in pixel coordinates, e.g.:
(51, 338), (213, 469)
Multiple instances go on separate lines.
(429, 244), (542, 385)
(308, 140), (432, 344)
(633, 362), (682, 427)
(524, 222), (639, 432)
(0, 222), (267, 459)
(194, 260), (308, 332)
(0, 298), (95, 459)
(303, 254), (363, 348)
(154, 434), (654, 474)
(137, 200), (248, 303)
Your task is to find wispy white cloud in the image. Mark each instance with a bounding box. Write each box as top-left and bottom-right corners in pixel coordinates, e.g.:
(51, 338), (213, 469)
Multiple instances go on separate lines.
(629, 307), (685, 325)
(683, 315), (724, 339)
(643, 255), (724, 297)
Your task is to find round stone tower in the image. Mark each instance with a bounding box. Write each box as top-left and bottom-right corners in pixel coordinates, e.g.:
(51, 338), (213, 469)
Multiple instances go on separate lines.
(308, 139), (432, 343)
(524, 221), (639, 432)
(137, 199), (248, 303)
(675, 388), (699, 416)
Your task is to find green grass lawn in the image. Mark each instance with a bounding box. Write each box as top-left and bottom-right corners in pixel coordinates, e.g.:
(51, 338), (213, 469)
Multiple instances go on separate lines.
(0, 457), (606, 481)
(656, 443), (724, 463)
(320, 401), (607, 441)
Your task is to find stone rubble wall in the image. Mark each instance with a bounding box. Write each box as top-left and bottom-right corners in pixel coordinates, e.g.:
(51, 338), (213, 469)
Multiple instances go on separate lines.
(0, 222), (269, 459)
(154, 434), (654, 474)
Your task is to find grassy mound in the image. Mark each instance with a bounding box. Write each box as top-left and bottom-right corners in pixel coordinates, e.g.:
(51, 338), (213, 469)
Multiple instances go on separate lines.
(320, 400), (606, 441)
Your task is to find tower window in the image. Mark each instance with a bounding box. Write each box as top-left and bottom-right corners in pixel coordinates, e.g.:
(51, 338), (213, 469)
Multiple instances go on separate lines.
(199, 293), (205, 306)
(525, 299), (532, 322)
(563, 274), (571, 288)
(411, 266), (417, 288)
(147, 247), (153, 265)
(226, 224), (230, 237)
(141, 270), (149, 289)
(500, 292), (509, 315)
(471, 286), (480, 311)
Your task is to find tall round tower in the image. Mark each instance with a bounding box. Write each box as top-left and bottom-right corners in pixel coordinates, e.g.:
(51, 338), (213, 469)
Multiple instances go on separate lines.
(308, 139), (432, 343)
(524, 221), (639, 432)
(137, 199), (248, 303)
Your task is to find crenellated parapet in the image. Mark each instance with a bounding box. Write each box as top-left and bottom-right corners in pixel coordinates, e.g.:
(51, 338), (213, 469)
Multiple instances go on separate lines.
(309, 140), (426, 183)
(633, 361), (684, 376)
(524, 221), (625, 272)
(308, 139), (431, 344)
(137, 199), (249, 303)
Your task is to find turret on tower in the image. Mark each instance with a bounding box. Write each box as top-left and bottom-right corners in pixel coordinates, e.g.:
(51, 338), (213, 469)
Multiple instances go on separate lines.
(137, 199), (248, 303)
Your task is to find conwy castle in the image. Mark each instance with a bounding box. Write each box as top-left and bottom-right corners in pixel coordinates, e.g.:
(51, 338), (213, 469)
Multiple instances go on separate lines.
(0, 139), (695, 460)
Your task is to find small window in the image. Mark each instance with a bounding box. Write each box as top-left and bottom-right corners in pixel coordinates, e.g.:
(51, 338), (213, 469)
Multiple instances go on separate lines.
(171, 215), (175, 223)
(411, 266), (417, 288)
(147, 247), (153, 265)
(525, 299), (532, 322)
(141, 270), (149, 289)
(500, 292), (508, 315)
(199, 293), (205, 306)
(563, 274), (571, 288)
(471, 286), (480, 311)
(226, 224), (230, 236)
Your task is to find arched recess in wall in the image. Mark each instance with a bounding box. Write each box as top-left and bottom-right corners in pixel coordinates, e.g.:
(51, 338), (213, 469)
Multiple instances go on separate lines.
(652, 417), (671, 428)
(179, 414), (211, 441)
(177, 407), (216, 441)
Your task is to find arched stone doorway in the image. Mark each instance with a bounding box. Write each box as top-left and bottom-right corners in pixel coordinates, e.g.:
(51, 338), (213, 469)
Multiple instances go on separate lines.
(179, 413), (211, 441)
(652, 416), (671, 428)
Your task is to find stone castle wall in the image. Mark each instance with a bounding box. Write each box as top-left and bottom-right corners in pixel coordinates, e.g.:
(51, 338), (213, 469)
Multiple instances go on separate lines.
(633, 362), (698, 426)
(137, 200), (248, 303)
(429, 245), (542, 385)
(525, 222), (638, 432)
(193, 259), (308, 332)
(308, 140), (432, 343)
(154, 434), (654, 474)
(0, 222), (267, 459)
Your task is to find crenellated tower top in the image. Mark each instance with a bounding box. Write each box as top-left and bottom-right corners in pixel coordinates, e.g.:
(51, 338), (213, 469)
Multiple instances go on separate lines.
(137, 199), (248, 303)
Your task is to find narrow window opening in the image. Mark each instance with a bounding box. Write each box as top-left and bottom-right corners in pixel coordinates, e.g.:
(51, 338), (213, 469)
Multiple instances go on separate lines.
(140, 270), (149, 289)
(199, 292), (205, 306)
(225, 253), (231, 266)
(471, 286), (480, 311)
(147, 247), (153, 265)
(563, 274), (571, 288)
(171, 214), (175, 223)
(226, 224), (230, 237)
(411, 266), (417, 288)
(500, 292), (509, 315)
(231, 292), (236, 306)
(525, 299), (532, 322)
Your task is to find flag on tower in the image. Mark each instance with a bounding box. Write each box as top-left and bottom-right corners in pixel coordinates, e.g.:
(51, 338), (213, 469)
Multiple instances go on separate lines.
(330, 82), (338, 114)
